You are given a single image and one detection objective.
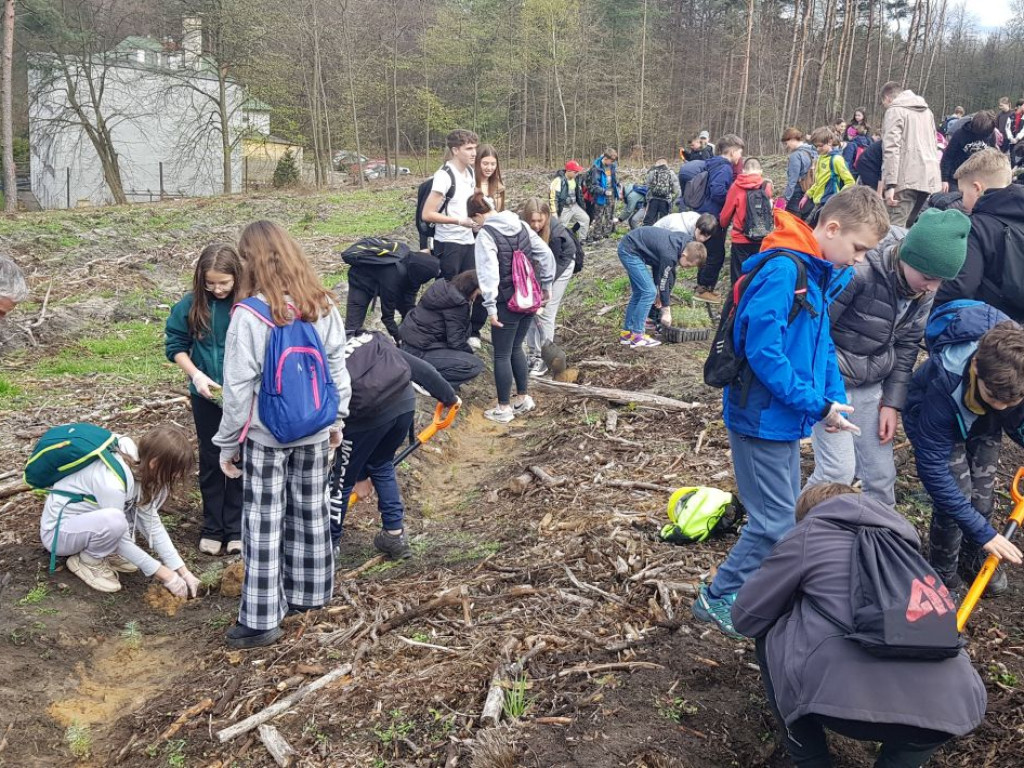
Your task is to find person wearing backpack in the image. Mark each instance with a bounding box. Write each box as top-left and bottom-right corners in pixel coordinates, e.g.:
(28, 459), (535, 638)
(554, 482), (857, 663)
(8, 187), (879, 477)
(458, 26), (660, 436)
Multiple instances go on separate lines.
(37, 425), (201, 598)
(682, 132), (714, 162)
(165, 243), (245, 557)
(617, 227), (707, 348)
(398, 270), (486, 390)
(467, 192), (555, 423)
(652, 210), (719, 240)
(842, 124), (872, 180)
(419, 129), (485, 344)
(642, 158), (682, 225)
(806, 209), (970, 507)
(341, 238), (440, 342)
(719, 157), (774, 286)
(940, 111), (998, 192)
(693, 134), (744, 303)
(328, 330), (459, 558)
(693, 187), (890, 639)
(549, 160), (590, 240)
(802, 126), (855, 218)
(585, 148), (622, 242)
(935, 149), (1024, 322)
(779, 127), (817, 215)
(904, 302), (1024, 598)
(855, 135), (884, 192)
(733, 483), (988, 768)
(214, 220), (352, 650)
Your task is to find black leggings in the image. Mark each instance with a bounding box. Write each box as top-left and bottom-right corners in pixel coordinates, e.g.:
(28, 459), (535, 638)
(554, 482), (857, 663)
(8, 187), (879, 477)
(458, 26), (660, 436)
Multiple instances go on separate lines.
(755, 638), (951, 768)
(490, 303), (532, 404)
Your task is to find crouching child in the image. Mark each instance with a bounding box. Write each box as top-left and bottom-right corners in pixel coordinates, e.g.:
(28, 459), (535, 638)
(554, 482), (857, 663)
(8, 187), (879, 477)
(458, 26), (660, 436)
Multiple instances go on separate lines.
(693, 187), (890, 638)
(903, 302), (1024, 595)
(733, 483), (988, 768)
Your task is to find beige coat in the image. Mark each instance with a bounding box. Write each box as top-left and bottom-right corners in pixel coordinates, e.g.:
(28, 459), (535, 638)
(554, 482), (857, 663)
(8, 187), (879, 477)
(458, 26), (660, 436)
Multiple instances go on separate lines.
(881, 90), (941, 194)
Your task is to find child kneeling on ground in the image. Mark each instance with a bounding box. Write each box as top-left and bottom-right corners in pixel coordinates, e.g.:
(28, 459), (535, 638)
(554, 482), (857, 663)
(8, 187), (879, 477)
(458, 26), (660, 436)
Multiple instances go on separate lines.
(617, 227), (708, 348)
(733, 483), (988, 768)
(40, 426), (201, 598)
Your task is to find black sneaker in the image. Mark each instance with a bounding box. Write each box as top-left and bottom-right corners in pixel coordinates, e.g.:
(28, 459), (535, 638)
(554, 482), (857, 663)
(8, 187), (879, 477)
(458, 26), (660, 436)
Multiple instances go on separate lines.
(374, 529), (412, 560)
(225, 623), (283, 649)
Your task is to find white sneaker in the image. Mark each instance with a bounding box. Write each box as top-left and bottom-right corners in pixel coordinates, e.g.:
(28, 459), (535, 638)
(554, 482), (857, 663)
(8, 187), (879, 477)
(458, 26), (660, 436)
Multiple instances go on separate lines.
(483, 405), (515, 424)
(467, 337), (482, 351)
(513, 395), (536, 415)
(199, 538), (222, 556)
(529, 359), (549, 378)
(105, 554), (138, 573)
(225, 540), (242, 555)
(67, 553), (121, 593)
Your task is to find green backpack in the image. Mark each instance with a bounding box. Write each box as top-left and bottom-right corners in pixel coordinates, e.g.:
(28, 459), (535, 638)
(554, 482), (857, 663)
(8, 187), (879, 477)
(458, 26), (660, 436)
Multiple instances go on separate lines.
(660, 486), (744, 544)
(25, 423), (129, 571)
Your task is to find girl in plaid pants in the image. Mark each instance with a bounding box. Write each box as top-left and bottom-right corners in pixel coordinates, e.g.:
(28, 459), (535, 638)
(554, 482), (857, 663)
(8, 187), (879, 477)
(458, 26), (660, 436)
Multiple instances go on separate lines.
(214, 221), (351, 649)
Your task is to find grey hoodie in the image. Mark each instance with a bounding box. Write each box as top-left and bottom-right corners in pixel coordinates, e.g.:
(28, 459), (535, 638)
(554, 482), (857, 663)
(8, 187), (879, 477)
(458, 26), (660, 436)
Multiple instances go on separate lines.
(473, 210), (555, 317)
(213, 295), (352, 463)
(733, 493), (987, 737)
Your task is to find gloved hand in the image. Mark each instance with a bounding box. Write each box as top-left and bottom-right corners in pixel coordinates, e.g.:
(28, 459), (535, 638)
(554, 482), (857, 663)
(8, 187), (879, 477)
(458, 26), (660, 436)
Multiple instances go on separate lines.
(179, 568), (202, 599)
(162, 573), (188, 599)
(220, 452), (242, 479)
(823, 402), (861, 436)
(116, 435), (139, 462)
(191, 371), (218, 400)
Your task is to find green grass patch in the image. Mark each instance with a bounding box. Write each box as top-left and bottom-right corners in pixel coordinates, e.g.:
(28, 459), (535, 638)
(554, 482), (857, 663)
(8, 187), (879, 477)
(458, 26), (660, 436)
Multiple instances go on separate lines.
(596, 275), (630, 305)
(443, 539), (501, 564)
(18, 583), (49, 606)
(299, 189), (412, 238)
(33, 320), (175, 384)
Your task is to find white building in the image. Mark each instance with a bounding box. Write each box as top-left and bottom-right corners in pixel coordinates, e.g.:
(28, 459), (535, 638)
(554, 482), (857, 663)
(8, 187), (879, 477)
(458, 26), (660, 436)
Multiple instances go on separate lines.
(29, 19), (261, 208)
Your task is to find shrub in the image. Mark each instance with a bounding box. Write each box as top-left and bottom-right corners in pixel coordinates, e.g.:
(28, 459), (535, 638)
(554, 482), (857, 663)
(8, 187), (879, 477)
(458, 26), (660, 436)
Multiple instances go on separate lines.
(272, 150), (300, 188)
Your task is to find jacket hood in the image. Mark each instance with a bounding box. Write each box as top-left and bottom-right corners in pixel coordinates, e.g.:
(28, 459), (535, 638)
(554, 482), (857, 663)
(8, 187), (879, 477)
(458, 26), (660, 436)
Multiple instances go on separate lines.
(926, 300), (1012, 354)
(759, 210), (824, 261)
(890, 90), (930, 112)
(705, 155), (731, 172)
(973, 183), (1024, 223)
(404, 249), (441, 287)
(592, 157), (616, 171)
(482, 210), (529, 237)
(804, 493), (920, 547)
(734, 172), (767, 190)
(420, 278), (468, 311)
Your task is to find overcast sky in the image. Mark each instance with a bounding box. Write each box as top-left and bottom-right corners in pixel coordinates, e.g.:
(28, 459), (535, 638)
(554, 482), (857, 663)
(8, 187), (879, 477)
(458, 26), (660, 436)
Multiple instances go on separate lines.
(970, 0), (1014, 28)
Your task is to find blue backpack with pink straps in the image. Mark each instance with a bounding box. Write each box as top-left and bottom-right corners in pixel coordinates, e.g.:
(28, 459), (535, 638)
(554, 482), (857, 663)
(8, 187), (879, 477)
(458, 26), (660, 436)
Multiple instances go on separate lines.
(235, 297), (340, 443)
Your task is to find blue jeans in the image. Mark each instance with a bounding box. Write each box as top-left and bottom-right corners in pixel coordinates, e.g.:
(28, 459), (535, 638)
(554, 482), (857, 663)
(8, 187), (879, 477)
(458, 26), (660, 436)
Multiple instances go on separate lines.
(710, 430), (800, 597)
(329, 411), (414, 545)
(617, 244), (656, 335)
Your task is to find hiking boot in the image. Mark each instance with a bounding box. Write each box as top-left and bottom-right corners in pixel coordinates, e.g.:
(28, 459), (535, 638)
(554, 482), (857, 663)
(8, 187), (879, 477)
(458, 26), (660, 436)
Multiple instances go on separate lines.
(225, 623), (283, 649)
(513, 395), (536, 415)
(199, 538), (222, 556)
(105, 554), (138, 574)
(692, 583), (743, 639)
(693, 289), (722, 304)
(529, 359), (549, 377)
(484, 405), (515, 424)
(374, 529), (412, 560)
(467, 337), (482, 351)
(67, 553), (121, 593)
(630, 333), (662, 348)
(225, 540), (242, 556)
(959, 551), (1009, 598)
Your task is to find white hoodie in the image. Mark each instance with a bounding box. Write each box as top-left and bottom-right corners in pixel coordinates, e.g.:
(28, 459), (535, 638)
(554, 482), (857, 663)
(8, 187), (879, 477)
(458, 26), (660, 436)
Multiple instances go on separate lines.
(473, 211), (556, 317)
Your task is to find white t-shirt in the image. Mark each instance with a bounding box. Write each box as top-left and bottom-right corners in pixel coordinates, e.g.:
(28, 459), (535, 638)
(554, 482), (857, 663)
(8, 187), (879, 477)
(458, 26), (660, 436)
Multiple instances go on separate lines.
(430, 163), (475, 245)
(653, 211), (700, 237)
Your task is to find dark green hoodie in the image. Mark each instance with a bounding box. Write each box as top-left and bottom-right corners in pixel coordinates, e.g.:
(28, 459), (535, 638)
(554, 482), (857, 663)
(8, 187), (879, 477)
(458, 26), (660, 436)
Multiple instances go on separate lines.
(164, 292), (232, 396)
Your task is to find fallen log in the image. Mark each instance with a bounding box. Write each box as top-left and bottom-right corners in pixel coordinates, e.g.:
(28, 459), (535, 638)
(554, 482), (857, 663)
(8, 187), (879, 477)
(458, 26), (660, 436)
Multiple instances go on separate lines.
(605, 479), (675, 493)
(152, 697), (214, 748)
(258, 724), (296, 767)
(531, 378), (702, 412)
(528, 465), (566, 487)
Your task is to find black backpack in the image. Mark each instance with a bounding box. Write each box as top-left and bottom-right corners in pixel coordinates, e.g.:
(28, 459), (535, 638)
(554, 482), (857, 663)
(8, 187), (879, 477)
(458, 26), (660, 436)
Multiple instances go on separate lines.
(681, 166), (710, 210)
(741, 182), (774, 240)
(415, 165), (459, 241)
(344, 331), (412, 416)
(809, 523), (962, 660)
(341, 237), (410, 267)
(704, 251), (811, 395)
(986, 226), (1024, 313)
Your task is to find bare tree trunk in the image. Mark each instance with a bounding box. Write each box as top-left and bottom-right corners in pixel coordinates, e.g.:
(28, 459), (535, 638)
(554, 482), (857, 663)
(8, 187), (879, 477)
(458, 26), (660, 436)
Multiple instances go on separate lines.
(860, 0), (875, 108)
(736, 0), (755, 135)
(550, 12), (568, 158)
(782, 0), (802, 127)
(218, 66), (233, 195)
(923, 0), (948, 93)
(392, 2), (400, 179)
(637, 0), (648, 157)
(1, 0), (13, 212)
(340, 0), (364, 187)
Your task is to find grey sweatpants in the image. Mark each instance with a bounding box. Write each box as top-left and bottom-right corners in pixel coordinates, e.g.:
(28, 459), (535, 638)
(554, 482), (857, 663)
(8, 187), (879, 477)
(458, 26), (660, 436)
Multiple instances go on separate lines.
(527, 267), (573, 361)
(806, 382), (897, 506)
(41, 508), (128, 560)
(559, 204), (590, 240)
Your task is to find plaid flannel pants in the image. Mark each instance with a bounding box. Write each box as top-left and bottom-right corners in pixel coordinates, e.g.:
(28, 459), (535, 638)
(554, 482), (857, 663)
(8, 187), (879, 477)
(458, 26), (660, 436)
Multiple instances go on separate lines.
(239, 439), (334, 630)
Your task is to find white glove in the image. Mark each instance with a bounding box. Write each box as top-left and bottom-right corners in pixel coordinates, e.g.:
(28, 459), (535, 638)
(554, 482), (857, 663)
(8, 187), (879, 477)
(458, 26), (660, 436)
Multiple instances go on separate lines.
(180, 568), (201, 599)
(162, 573), (188, 599)
(823, 402), (861, 436)
(116, 435), (139, 462)
(191, 371), (217, 400)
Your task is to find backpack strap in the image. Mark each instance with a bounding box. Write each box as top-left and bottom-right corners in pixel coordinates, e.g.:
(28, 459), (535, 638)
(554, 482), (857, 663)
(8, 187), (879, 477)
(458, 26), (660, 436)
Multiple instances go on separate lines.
(439, 164), (457, 214)
(234, 297), (275, 326)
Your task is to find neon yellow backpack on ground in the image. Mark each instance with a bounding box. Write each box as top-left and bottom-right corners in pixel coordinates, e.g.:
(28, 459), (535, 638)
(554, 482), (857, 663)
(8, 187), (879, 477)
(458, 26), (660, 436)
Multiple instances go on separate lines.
(660, 486), (744, 544)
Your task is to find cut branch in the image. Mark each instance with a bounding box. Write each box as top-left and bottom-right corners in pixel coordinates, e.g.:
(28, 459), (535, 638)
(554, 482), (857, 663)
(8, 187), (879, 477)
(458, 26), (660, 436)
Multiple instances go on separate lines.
(531, 379), (702, 412)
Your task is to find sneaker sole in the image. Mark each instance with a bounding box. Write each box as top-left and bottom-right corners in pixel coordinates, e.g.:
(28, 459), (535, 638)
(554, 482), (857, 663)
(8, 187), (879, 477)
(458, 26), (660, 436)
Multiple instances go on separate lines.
(67, 557), (121, 593)
(483, 413), (514, 424)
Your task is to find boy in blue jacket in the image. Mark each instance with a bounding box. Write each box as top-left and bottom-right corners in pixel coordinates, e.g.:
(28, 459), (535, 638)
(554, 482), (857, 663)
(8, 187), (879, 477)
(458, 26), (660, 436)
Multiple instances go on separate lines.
(693, 186), (890, 638)
(694, 134), (744, 302)
(903, 302), (1024, 595)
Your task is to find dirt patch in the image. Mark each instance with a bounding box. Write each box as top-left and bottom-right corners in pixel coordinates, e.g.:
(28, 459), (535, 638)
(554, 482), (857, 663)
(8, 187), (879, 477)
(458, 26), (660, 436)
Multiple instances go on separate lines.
(142, 583), (186, 617)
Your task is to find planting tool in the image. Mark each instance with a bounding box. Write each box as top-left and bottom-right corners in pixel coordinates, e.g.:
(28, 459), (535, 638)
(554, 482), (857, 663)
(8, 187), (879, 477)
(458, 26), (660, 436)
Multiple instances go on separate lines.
(345, 400), (461, 507)
(957, 467), (1024, 631)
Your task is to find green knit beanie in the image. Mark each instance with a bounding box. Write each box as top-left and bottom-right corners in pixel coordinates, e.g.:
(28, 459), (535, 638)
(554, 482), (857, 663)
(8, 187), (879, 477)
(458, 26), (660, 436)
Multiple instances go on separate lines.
(899, 208), (970, 280)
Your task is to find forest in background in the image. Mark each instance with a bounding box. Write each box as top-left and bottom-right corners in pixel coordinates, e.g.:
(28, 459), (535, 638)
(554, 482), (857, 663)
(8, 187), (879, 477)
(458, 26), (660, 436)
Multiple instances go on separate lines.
(11, 0), (1024, 185)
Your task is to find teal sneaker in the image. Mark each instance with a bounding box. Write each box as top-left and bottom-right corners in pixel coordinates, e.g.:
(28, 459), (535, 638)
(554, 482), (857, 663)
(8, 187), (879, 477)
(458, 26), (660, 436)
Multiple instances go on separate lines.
(692, 584), (743, 639)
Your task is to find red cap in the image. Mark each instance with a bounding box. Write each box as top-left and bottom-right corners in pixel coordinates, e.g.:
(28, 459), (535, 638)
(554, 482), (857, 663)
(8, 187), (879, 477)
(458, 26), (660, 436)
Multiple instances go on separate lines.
(565, 160), (584, 172)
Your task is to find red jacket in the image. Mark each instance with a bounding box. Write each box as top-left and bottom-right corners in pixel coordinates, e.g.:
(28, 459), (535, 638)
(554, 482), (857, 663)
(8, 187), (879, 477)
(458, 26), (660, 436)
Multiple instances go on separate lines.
(720, 173), (774, 245)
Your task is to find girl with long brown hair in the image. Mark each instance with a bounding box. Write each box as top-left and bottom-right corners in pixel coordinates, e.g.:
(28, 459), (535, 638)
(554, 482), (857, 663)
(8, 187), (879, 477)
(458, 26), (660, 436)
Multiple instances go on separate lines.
(475, 144), (506, 212)
(165, 243), (244, 556)
(213, 220), (351, 649)
(40, 425), (199, 598)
